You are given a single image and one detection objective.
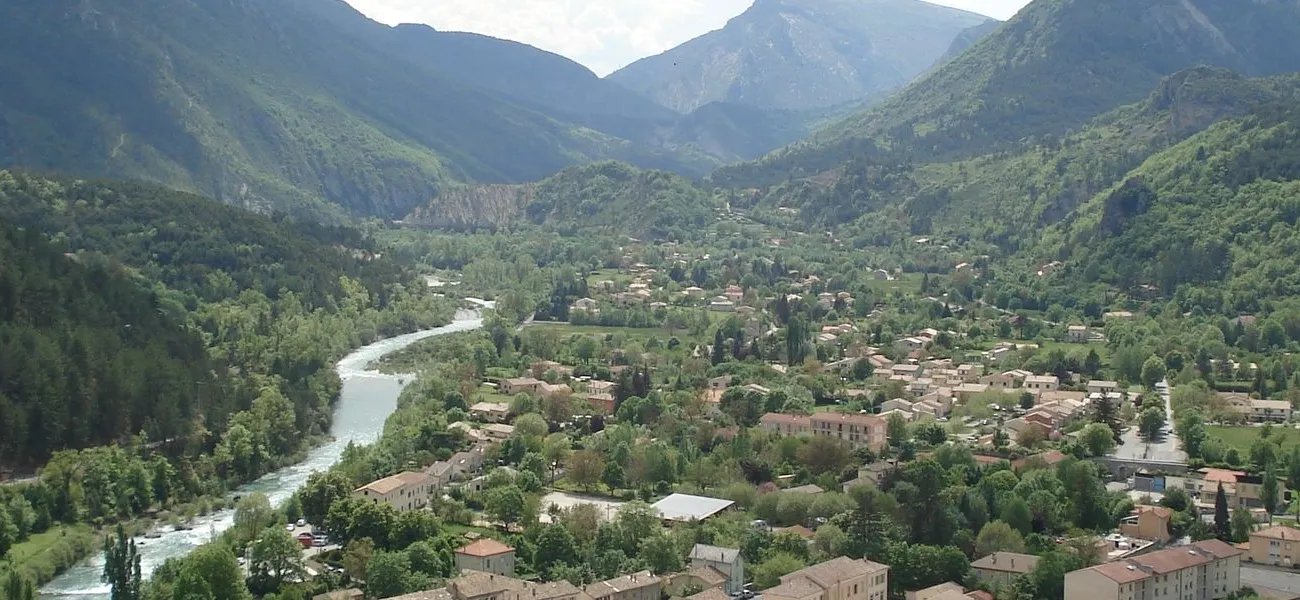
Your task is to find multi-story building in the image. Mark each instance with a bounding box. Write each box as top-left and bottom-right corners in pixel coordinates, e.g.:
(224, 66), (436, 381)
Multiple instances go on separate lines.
(351, 471), (433, 512)
(584, 571), (660, 600)
(1248, 526), (1300, 566)
(762, 556), (890, 600)
(455, 539), (516, 577)
(809, 412), (887, 451)
(971, 552), (1039, 589)
(688, 545), (745, 595)
(760, 413), (812, 437)
(1063, 539), (1242, 600)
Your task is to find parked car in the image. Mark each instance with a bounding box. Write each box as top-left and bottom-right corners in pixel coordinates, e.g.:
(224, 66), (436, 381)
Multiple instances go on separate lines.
(296, 518), (307, 527)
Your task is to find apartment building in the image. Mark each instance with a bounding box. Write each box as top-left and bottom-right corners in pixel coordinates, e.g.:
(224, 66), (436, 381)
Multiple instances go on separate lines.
(352, 471), (433, 512)
(971, 552), (1038, 589)
(584, 571), (660, 600)
(809, 412), (887, 452)
(1063, 539), (1242, 600)
(1248, 526), (1300, 567)
(688, 545), (745, 595)
(763, 556), (890, 600)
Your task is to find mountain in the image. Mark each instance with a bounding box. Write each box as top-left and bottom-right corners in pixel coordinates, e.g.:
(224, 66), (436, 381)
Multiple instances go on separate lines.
(0, 0), (750, 221)
(1045, 101), (1300, 305)
(0, 169), (445, 468)
(726, 0), (1300, 184)
(607, 0), (992, 114)
(935, 19), (1001, 64)
(404, 161), (719, 240)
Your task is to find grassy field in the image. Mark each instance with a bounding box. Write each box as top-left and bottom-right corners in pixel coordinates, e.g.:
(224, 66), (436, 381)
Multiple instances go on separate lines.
(864, 272), (928, 295)
(1205, 425), (1300, 453)
(0, 524), (98, 585)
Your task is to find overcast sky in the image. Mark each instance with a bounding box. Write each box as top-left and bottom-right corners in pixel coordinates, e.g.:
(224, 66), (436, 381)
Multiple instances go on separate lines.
(345, 0), (1033, 76)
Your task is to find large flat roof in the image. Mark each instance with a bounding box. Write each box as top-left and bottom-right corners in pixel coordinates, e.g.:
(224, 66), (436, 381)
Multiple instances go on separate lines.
(652, 493), (735, 522)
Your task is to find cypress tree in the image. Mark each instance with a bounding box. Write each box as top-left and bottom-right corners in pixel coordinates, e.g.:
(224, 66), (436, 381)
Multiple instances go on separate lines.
(1214, 483), (1231, 541)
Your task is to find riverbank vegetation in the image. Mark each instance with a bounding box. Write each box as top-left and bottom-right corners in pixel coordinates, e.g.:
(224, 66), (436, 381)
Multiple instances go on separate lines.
(0, 172), (455, 588)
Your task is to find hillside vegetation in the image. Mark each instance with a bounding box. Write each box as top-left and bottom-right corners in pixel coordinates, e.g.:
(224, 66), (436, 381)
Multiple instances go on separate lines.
(404, 162), (719, 240)
(721, 0), (1300, 185)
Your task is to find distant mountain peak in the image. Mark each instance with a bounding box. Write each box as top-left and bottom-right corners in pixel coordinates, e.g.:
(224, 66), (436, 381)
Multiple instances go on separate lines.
(607, 0), (993, 113)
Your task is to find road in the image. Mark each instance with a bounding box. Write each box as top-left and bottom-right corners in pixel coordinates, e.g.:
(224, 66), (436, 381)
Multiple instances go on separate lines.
(1244, 565), (1300, 594)
(1113, 379), (1187, 463)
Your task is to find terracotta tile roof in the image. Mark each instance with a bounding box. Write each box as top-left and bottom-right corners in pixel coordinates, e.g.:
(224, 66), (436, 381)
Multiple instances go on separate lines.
(809, 412), (884, 427)
(775, 525), (816, 539)
(1201, 468), (1246, 484)
(449, 571), (524, 599)
(355, 471), (431, 495)
(585, 571), (659, 597)
(1254, 526), (1300, 542)
(1086, 539), (1243, 584)
(1135, 505), (1173, 519)
(787, 556), (888, 589)
(457, 539), (514, 557)
(763, 576), (825, 600)
(683, 565), (728, 587)
(761, 413), (811, 426)
(686, 589), (731, 600)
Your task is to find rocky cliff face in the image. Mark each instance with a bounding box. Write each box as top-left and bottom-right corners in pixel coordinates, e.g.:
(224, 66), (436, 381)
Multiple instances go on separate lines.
(606, 0), (992, 113)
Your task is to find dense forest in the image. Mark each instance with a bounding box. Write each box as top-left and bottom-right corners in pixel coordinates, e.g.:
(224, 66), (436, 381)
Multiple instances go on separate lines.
(0, 223), (224, 468)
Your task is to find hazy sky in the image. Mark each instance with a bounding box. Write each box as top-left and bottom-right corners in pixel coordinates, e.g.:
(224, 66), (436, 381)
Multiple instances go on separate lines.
(345, 0), (1033, 76)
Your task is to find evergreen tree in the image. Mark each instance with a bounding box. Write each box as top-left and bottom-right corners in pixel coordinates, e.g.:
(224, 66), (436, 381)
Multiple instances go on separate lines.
(103, 524), (142, 600)
(1092, 394), (1121, 441)
(786, 316), (807, 366)
(1263, 468), (1279, 519)
(4, 571), (35, 600)
(1214, 483), (1231, 541)
(711, 330), (726, 366)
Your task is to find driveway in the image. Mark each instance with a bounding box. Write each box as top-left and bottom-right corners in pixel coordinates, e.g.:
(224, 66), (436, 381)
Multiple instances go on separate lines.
(538, 491), (626, 523)
(1113, 379), (1187, 463)
(1244, 565), (1300, 595)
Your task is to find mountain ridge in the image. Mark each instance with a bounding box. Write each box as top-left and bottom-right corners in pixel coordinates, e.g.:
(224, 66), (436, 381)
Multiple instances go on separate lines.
(607, 0), (993, 114)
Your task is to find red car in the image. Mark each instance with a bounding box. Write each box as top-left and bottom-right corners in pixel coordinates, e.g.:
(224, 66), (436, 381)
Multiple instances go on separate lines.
(296, 532), (315, 548)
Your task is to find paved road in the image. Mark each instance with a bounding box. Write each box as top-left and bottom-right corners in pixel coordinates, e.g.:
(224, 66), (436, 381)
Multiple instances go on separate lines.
(1114, 379), (1187, 463)
(1244, 565), (1300, 594)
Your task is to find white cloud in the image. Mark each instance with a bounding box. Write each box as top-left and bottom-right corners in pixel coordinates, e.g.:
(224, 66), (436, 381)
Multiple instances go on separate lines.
(344, 0), (1032, 76)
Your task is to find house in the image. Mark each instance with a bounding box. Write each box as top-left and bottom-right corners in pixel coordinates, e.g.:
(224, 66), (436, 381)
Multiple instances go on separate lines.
(708, 376), (733, 391)
(455, 539), (517, 576)
(426, 461), (456, 489)
(483, 423), (516, 440)
(785, 484), (825, 495)
(585, 571), (660, 600)
(953, 383), (989, 402)
(979, 373), (1015, 389)
(1067, 325), (1089, 343)
(774, 525), (816, 539)
(896, 337), (927, 351)
(1248, 526), (1300, 566)
(588, 380), (616, 395)
(1087, 380), (1120, 396)
(725, 285), (744, 301)
(956, 364), (983, 381)
(1024, 374), (1059, 392)
(1011, 450), (1068, 471)
(880, 399), (914, 413)
(810, 412), (888, 451)
(653, 494), (735, 523)
(906, 583), (981, 600)
(1062, 539), (1242, 600)
(571, 298), (600, 314)
(685, 590), (730, 600)
(1119, 506), (1173, 541)
(352, 471), (433, 512)
(585, 393), (616, 414)
(762, 556), (890, 600)
(1104, 311), (1135, 320)
(1251, 399), (1292, 422)
(873, 269), (891, 281)
(891, 364), (922, 378)
(1198, 468), (1289, 510)
(470, 402), (511, 423)
(684, 286), (706, 298)
(843, 462), (896, 490)
(500, 377), (543, 396)
(539, 383), (574, 398)
(688, 545), (745, 595)
(761, 413), (812, 437)
(971, 552), (1039, 588)
(664, 566), (729, 597)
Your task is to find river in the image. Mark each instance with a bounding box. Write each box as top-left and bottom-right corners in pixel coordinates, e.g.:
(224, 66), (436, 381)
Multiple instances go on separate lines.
(40, 301), (490, 598)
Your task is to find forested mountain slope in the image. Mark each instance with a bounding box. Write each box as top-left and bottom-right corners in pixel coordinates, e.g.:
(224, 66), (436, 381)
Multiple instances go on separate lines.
(607, 0), (991, 113)
(0, 0), (719, 221)
(1042, 103), (1300, 308)
(404, 162), (719, 240)
(721, 0), (1300, 185)
(0, 170), (449, 474)
(0, 222), (223, 468)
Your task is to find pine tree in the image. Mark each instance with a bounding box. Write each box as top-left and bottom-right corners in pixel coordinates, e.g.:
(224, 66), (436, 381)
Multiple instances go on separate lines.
(1214, 483), (1231, 541)
(1263, 468), (1279, 520)
(1093, 394), (1121, 441)
(103, 524), (142, 600)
